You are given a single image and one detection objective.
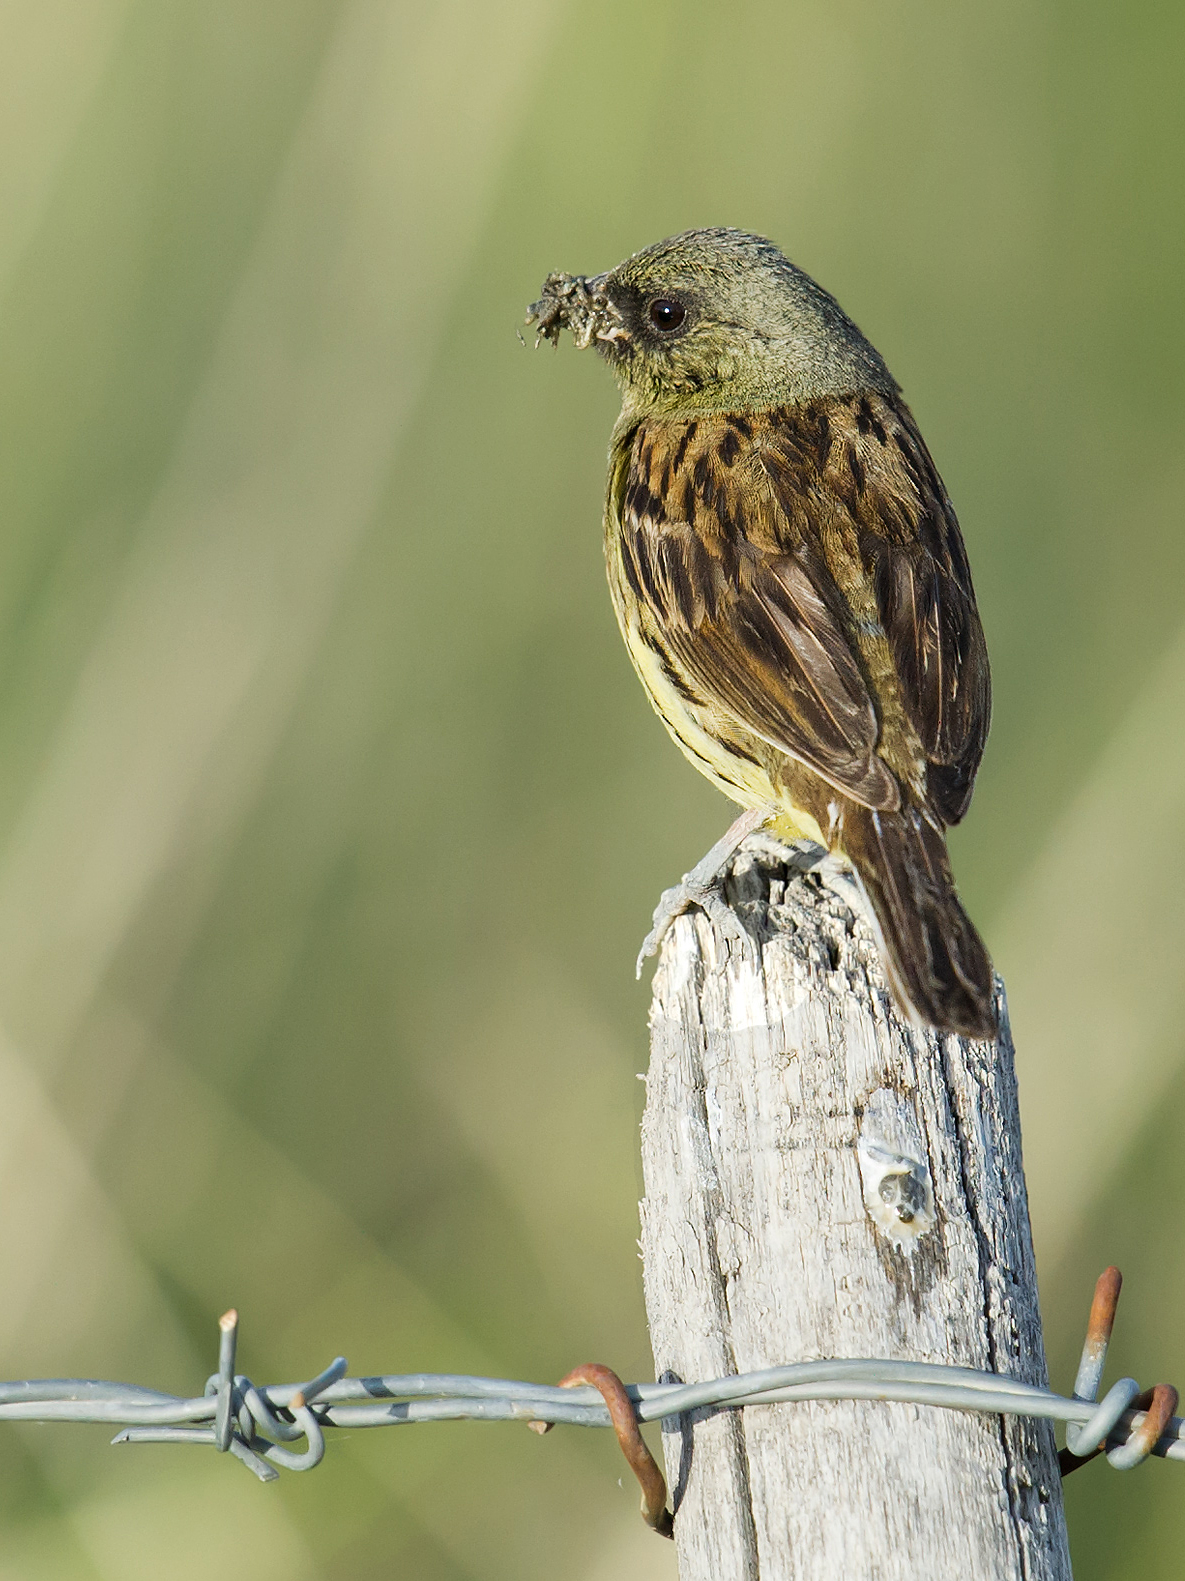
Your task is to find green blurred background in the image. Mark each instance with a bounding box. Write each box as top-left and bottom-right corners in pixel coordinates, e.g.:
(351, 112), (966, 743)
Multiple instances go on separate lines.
(0, 1), (1180, 1575)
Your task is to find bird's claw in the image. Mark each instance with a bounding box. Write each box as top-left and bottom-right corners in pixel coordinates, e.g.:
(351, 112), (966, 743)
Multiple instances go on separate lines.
(635, 875), (748, 977)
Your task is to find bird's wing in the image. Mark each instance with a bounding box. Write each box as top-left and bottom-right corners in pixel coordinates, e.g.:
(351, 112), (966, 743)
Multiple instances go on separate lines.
(616, 396), (989, 823)
(824, 395), (991, 824)
(616, 412), (900, 811)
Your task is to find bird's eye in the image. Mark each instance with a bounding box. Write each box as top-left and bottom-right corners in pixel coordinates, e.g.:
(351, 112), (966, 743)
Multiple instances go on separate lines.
(648, 298), (686, 332)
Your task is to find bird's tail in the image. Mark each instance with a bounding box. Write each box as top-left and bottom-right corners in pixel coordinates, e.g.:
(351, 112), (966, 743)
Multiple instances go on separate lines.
(841, 803), (998, 1040)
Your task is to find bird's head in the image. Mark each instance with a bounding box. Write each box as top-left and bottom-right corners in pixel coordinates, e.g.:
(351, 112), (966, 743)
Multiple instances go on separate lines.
(527, 228), (896, 419)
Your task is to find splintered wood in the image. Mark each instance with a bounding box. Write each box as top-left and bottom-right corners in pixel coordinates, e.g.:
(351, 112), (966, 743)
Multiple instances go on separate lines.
(639, 845), (1072, 1581)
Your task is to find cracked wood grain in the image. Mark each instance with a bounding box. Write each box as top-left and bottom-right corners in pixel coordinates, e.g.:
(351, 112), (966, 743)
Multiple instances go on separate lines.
(639, 844), (1072, 1580)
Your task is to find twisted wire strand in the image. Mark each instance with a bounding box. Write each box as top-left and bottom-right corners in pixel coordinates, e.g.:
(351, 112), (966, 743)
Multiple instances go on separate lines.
(0, 1270), (1174, 1499)
(0, 1344), (1179, 1477)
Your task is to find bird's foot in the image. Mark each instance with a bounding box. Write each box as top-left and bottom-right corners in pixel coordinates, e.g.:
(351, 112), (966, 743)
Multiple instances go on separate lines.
(636, 807), (773, 976)
(636, 874), (748, 975)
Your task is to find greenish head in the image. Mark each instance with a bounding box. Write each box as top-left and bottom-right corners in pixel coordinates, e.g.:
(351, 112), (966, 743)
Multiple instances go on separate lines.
(528, 228), (897, 418)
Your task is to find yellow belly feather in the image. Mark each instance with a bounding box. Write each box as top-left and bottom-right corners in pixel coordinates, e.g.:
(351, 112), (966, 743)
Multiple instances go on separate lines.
(622, 614), (828, 849)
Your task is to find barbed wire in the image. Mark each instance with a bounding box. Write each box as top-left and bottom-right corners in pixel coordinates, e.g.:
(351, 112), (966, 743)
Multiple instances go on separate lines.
(0, 1268), (1176, 1533)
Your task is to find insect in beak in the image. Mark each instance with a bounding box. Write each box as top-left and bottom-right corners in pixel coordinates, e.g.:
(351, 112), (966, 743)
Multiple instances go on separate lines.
(526, 271), (628, 351)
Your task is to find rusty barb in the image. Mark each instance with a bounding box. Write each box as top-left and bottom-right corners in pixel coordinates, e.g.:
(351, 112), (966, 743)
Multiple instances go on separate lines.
(0, 1267), (1178, 1536)
(528, 1363), (673, 1538)
(1059, 1267), (1179, 1476)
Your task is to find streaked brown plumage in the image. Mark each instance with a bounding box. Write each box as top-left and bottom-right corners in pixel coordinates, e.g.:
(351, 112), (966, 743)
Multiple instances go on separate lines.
(529, 230), (997, 1038)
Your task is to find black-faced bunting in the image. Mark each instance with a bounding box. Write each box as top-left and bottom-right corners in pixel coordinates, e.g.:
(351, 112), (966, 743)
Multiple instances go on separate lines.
(528, 229), (995, 1039)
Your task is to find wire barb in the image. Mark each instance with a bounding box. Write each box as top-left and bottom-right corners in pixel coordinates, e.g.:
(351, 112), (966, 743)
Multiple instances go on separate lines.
(214, 1309), (238, 1452)
(558, 1364), (673, 1539)
(1059, 1267), (1178, 1475)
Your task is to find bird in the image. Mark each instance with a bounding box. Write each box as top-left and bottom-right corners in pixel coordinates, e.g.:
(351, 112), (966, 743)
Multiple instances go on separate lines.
(527, 228), (996, 1039)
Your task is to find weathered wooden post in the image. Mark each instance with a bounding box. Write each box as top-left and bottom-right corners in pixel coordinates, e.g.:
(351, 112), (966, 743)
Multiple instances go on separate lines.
(639, 842), (1073, 1579)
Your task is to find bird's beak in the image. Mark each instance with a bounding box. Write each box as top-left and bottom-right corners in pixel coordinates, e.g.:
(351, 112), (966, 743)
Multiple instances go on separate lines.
(526, 271), (628, 352)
